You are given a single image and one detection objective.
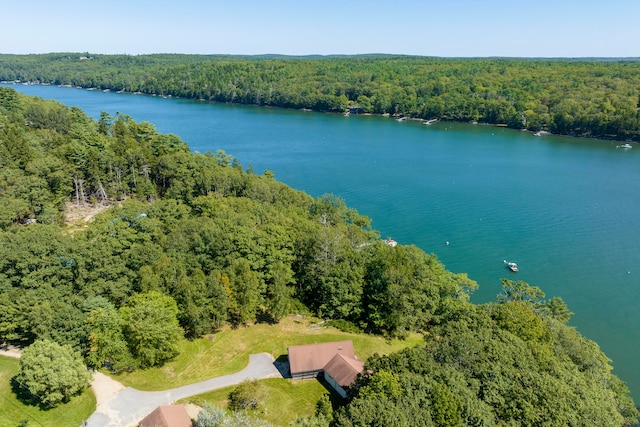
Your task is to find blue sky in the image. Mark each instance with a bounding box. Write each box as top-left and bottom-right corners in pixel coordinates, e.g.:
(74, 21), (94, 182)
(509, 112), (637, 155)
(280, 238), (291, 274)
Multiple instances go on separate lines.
(2, 0), (639, 57)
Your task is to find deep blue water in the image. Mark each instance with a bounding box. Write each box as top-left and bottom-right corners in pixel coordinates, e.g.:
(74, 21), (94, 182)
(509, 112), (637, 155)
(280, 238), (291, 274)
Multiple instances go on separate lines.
(5, 83), (640, 400)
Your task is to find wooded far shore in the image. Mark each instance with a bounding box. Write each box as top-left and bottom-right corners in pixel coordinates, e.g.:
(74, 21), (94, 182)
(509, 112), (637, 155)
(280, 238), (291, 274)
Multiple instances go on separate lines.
(1, 53), (639, 141)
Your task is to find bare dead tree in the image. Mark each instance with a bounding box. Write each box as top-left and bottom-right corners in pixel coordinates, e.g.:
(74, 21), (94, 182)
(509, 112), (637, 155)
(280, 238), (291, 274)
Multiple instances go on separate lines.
(73, 174), (85, 207)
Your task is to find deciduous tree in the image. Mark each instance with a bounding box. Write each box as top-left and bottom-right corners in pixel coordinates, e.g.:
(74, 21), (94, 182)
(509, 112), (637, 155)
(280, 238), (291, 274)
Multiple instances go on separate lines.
(86, 304), (135, 372)
(120, 291), (183, 367)
(15, 339), (91, 407)
(228, 379), (265, 411)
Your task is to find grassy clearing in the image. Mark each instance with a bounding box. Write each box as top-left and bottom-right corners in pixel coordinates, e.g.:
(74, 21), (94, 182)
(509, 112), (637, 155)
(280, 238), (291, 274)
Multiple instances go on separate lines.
(115, 315), (423, 391)
(0, 356), (96, 427)
(181, 377), (334, 426)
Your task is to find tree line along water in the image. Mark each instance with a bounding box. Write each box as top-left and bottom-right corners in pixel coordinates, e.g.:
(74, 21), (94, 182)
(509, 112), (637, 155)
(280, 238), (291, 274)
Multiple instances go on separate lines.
(4, 83), (640, 401)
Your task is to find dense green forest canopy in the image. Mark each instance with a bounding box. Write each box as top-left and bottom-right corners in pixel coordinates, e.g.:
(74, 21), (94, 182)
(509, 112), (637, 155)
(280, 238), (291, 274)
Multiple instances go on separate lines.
(0, 87), (637, 425)
(1, 53), (640, 140)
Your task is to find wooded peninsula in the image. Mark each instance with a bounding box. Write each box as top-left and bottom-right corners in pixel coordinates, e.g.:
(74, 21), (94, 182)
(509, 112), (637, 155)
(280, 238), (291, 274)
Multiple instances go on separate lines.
(0, 82), (638, 426)
(1, 53), (640, 141)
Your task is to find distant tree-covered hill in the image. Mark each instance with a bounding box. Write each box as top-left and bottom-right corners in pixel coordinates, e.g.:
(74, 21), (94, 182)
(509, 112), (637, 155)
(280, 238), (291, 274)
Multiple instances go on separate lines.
(1, 53), (640, 141)
(0, 87), (637, 425)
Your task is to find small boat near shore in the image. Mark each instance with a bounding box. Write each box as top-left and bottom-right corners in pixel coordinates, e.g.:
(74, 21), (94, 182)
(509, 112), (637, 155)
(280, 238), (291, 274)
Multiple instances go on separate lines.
(504, 260), (518, 272)
(617, 143), (632, 149)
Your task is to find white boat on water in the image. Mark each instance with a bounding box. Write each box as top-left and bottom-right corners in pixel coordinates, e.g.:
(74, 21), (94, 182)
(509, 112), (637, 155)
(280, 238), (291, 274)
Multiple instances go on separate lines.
(617, 143), (632, 149)
(504, 260), (518, 272)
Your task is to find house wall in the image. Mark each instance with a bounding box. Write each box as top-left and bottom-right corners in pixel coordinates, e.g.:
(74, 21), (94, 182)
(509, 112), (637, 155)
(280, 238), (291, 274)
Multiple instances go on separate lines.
(291, 369), (322, 380)
(323, 372), (347, 398)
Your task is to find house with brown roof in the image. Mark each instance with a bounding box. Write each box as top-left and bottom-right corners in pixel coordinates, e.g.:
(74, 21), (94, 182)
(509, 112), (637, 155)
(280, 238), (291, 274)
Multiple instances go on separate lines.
(139, 405), (192, 427)
(287, 340), (363, 398)
(323, 353), (365, 398)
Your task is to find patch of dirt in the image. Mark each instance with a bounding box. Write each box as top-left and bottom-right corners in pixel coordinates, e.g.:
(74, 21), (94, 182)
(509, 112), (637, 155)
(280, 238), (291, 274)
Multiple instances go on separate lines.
(184, 403), (203, 420)
(162, 366), (177, 378)
(0, 344), (21, 359)
(64, 202), (112, 228)
(90, 372), (125, 409)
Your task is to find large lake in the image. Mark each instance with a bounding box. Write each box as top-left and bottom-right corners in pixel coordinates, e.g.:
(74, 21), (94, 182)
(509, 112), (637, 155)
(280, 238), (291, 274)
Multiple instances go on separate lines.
(5, 83), (640, 400)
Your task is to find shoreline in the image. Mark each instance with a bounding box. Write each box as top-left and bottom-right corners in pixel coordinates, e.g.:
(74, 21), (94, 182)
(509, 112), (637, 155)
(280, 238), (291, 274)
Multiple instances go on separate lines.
(2, 81), (636, 144)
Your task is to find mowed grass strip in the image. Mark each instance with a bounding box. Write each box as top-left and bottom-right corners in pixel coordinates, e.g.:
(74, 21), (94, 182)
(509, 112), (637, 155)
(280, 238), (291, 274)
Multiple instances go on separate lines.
(0, 356), (96, 427)
(115, 316), (424, 390)
(181, 377), (332, 426)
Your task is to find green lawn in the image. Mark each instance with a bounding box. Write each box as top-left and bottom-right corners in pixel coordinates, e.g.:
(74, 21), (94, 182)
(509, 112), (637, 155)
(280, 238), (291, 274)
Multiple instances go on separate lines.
(0, 355), (96, 427)
(115, 315), (424, 391)
(181, 377), (334, 426)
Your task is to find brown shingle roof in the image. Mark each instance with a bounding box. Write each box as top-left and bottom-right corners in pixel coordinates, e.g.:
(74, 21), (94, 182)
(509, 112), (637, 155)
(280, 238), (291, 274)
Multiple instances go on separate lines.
(288, 340), (355, 375)
(323, 353), (364, 387)
(139, 405), (192, 427)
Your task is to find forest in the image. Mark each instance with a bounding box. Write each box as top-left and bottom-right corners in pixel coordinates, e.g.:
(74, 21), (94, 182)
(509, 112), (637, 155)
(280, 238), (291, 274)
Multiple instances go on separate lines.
(0, 86), (637, 425)
(1, 53), (640, 141)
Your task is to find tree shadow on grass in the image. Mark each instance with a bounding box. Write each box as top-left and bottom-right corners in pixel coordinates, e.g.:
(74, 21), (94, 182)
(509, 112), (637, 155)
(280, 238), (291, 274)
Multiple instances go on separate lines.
(10, 376), (79, 410)
(10, 375), (47, 409)
(316, 375), (347, 409)
(255, 311), (279, 325)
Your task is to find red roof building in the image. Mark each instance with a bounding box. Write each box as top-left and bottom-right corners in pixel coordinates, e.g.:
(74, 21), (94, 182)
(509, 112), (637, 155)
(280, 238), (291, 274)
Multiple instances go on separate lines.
(323, 353), (365, 397)
(139, 405), (192, 427)
(287, 340), (363, 397)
